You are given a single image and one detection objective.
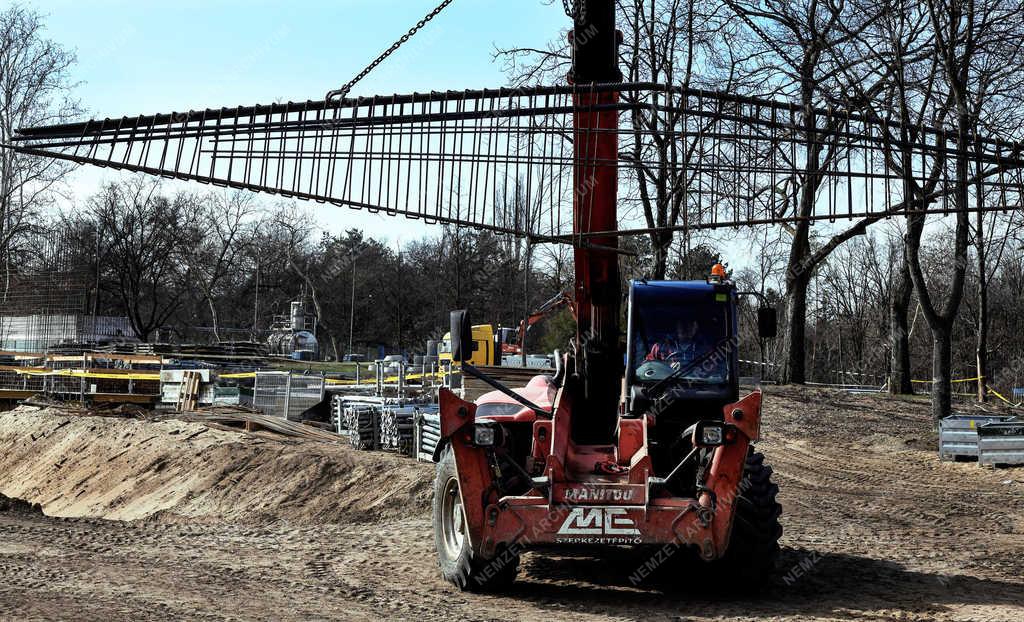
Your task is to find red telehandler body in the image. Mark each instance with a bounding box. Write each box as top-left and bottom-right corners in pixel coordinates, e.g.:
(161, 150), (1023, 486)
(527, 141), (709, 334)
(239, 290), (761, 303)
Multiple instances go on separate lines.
(432, 0), (782, 590)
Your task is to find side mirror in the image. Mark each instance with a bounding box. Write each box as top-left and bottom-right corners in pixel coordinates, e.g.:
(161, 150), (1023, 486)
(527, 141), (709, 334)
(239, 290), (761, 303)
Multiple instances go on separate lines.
(757, 307), (778, 339)
(449, 309), (475, 362)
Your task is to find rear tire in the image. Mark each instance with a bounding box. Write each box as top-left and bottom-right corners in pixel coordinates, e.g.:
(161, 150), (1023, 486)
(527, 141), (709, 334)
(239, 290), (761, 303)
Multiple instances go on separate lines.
(433, 445), (519, 591)
(715, 450), (782, 585)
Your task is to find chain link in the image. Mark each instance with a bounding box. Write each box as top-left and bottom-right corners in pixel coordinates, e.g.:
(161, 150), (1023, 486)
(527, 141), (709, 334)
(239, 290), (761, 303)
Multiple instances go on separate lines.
(562, 0), (586, 24)
(327, 0), (455, 101)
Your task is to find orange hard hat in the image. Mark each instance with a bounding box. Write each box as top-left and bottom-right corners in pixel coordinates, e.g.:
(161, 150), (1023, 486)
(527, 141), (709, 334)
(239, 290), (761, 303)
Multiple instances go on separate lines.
(711, 263), (726, 278)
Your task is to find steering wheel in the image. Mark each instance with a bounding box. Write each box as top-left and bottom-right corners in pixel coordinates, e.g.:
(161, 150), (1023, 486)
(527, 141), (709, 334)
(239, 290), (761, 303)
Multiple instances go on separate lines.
(635, 360), (675, 380)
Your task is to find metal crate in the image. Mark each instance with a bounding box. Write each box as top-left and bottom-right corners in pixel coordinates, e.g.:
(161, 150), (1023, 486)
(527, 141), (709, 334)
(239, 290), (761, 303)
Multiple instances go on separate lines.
(978, 421), (1024, 466)
(939, 414), (1018, 461)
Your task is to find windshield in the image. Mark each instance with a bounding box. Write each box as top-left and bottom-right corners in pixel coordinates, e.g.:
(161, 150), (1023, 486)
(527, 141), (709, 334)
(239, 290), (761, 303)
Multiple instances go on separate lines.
(631, 299), (731, 384)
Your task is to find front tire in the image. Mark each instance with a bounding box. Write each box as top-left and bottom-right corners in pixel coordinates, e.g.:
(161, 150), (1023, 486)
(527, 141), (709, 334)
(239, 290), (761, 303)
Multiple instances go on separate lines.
(433, 445), (519, 591)
(716, 450), (783, 584)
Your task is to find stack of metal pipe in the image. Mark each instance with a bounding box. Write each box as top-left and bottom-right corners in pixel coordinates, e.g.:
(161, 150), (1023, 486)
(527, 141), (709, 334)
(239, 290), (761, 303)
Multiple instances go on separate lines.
(415, 405), (442, 461)
(379, 405), (418, 455)
(330, 395), (347, 434)
(343, 404), (378, 450)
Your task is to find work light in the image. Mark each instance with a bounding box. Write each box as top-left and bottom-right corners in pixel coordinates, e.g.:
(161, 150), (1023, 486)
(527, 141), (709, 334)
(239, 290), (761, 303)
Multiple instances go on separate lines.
(472, 422), (503, 447)
(685, 420), (732, 448)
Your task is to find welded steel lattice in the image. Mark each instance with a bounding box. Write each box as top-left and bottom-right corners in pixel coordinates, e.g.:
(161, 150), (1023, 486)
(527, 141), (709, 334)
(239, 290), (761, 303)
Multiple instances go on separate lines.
(11, 83), (1024, 241)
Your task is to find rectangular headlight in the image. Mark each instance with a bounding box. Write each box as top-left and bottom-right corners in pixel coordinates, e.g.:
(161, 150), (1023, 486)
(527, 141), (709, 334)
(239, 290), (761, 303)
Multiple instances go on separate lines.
(473, 425), (497, 447)
(702, 425), (723, 446)
(685, 420), (733, 447)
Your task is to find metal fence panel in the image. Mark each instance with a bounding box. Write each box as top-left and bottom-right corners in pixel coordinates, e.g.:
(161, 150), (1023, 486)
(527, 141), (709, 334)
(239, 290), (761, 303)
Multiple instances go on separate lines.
(253, 372), (286, 417)
(253, 371), (325, 420)
(0, 369), (45, 393)
(286, 374), (326, 420)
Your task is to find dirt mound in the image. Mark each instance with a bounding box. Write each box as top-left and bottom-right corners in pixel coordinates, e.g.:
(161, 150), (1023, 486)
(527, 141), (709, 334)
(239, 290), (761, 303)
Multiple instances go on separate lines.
(0, 492), (44, 515)
(0, 406), (434, 524)
(1, 387), (1022, 621)
(2, 386), (1022, 621)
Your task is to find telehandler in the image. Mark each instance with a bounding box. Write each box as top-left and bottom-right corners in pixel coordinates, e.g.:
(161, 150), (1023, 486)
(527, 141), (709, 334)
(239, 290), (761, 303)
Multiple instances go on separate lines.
(432, 0), (782, 591)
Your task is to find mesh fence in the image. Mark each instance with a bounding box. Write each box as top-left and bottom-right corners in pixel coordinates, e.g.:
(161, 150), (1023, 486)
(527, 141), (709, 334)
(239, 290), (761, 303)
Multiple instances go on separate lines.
(0, 369), (45, 393)
(252, 371), (326, 419)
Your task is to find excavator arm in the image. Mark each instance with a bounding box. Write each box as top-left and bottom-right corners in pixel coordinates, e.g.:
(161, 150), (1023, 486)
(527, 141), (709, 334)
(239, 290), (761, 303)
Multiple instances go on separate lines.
(511, 291), (576, 355)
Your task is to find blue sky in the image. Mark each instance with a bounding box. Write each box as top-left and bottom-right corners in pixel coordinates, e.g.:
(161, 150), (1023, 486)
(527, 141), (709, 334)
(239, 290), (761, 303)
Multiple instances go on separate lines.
(27, 0), (568, 243)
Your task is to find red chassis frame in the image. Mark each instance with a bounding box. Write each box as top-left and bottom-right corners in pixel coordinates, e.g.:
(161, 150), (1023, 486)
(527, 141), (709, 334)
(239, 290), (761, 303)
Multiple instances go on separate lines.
(438, 385), (763, 560)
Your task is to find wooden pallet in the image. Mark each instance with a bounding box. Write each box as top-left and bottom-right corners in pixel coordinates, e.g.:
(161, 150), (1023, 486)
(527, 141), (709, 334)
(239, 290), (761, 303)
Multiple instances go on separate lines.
(175, 371), (201, 412)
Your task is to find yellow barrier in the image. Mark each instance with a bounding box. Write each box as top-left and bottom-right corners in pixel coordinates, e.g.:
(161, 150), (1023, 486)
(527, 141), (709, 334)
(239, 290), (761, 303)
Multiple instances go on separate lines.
(52, 370), (161, 381)
(221, 370), (445, 385)
(324, 370), (446, 386)
(986, 386), (1020, 407)
(911, 376), (983, 384)
(2, 366), (446, 385)
(1, 366), (160, 381)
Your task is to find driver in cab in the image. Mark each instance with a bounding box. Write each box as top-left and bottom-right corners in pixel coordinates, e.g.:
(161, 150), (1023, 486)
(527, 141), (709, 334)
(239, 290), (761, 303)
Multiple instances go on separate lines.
(645, 318), (707, 368)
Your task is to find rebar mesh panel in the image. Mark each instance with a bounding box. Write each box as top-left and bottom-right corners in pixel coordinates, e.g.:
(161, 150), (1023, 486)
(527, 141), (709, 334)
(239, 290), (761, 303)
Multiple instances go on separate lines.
(12, 83), (1024, 239)
(0, 229), (90, 353)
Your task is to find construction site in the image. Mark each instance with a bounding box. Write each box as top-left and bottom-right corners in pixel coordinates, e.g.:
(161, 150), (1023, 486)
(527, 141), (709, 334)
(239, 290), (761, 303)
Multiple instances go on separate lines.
(2, 1), (1024, 621)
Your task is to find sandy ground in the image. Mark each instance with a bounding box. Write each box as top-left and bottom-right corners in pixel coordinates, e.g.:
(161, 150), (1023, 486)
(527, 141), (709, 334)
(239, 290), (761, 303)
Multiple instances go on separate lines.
(1, 387), (1023, 622)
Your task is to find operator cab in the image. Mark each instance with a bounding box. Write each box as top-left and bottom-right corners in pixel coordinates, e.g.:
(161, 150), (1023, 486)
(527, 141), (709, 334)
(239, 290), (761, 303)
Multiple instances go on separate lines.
(622, 266), (776, 484)
(625, 278), (739, 414)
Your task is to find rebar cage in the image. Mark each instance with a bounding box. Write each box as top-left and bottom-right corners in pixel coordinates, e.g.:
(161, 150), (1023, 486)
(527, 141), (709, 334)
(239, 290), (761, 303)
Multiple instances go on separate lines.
(11, 83), (1024, 241)
(0, 229), (91, 354)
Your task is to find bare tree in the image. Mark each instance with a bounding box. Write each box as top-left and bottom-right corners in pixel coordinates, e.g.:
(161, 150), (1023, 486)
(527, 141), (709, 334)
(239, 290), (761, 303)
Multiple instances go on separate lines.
(958, 2), (1024, 402)
(185, 191), (261, 342)
(723, 0), (895, 383)
(900, 0), (1024, 418)
(0, 5), (80, 298)
(495, 1), (737, 279)
(967, 212), (1017, 400)
(618, 0), (735, 277)
(89, 178), (202, 341)
(832, 1), (942, 394)
(271, 204), (339, 360)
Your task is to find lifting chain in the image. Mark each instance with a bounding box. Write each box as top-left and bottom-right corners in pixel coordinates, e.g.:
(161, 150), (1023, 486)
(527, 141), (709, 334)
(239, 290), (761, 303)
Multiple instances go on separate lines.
(562, 0), (587, 24)
(326, 0), (455, 102)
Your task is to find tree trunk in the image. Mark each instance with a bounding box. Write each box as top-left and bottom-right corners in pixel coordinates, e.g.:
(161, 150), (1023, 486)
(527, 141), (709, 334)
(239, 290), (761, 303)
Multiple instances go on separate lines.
(784, 271), (810, 384)
(904, 121), (971, 421)
(889, 259), (914, 394)
(976, 292), (988, 402)
(206, 294), (221, 343)
(931, 325), (953, 421)
(651, 231), (671, 279)
(781, 78), (819, 386)
(975, 208), (988, 402)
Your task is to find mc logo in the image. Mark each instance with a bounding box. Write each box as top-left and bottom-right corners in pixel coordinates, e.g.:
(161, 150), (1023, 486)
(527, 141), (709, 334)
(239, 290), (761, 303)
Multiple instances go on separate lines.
(557, 507), (640, 536)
